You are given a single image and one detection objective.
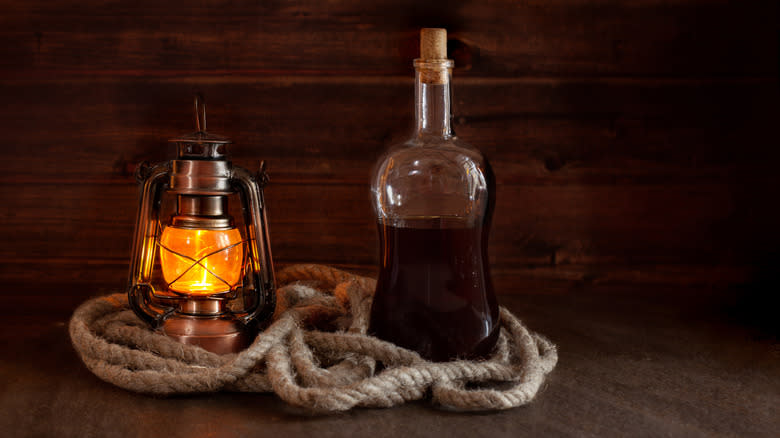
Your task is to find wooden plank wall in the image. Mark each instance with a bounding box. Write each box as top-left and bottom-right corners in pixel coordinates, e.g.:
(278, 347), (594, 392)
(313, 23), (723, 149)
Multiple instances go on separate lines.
(0, 0), (777, 300)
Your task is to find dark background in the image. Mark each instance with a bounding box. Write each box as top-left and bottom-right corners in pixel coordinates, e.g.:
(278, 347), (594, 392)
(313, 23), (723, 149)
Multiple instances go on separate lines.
(1, 1), (779, 436)
(0, 1), (778, 317)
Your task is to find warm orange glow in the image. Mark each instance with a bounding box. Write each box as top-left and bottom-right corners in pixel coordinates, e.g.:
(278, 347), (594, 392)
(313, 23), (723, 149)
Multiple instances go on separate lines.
(159, 226), (244, 295)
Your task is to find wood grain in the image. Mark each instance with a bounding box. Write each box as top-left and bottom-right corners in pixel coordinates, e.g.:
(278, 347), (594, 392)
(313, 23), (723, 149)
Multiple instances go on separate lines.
(1, 290), (777, 436)
(0, 1), (776, 77)
(0, 3), (777, 431)
(0, 0), (777, 296)
(0, 78), (776, 183)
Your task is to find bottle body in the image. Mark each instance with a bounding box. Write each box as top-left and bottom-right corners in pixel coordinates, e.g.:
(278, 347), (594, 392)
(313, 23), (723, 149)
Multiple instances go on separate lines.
(369, 138), (500, 361)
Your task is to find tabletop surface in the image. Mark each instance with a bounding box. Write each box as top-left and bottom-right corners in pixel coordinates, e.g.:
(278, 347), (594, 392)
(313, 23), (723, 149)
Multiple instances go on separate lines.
(1, 283), (777, 438)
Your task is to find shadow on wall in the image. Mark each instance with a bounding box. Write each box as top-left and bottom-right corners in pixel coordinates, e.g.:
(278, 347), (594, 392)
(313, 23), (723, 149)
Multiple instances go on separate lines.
(726, 251), (780, 338)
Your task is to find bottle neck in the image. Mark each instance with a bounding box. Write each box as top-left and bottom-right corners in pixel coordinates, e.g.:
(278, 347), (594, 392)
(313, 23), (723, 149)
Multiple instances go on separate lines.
(414, 61), (454, 139)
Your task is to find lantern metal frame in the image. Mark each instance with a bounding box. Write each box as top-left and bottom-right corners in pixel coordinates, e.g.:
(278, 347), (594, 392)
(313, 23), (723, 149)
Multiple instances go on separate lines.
(126, 96), (276, 353)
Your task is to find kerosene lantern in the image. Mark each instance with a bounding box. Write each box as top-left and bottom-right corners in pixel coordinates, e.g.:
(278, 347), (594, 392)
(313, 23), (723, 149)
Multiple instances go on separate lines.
(127, 96), (275, 354)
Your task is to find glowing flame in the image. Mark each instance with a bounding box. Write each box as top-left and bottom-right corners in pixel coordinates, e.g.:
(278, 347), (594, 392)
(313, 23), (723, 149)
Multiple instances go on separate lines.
(159, 227), (244, 295)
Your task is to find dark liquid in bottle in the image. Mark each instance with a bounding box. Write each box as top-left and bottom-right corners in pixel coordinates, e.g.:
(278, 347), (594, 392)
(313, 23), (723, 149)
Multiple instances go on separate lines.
(369, 219), (500, 362)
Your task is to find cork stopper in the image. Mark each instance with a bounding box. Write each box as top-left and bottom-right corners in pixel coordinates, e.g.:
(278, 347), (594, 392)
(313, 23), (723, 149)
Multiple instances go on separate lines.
(417, 28), (451, 85)
(420, 28), (447, 60)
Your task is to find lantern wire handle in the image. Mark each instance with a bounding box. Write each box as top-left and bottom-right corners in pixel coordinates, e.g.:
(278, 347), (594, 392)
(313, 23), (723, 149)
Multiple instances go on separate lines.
(194, 94), (207, 133)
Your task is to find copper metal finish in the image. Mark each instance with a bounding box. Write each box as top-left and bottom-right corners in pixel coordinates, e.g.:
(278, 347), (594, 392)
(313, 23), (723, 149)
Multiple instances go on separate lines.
(127, 95), (276, 354)
(178, 298), (226, 316)
(163, 299), (253, 354)
(169, 215), (234, 230)
(169, 160), (233, 195)
(161, 314), (251, 355)
(170, 195), (234, 230)
(178, 195), (227, 217)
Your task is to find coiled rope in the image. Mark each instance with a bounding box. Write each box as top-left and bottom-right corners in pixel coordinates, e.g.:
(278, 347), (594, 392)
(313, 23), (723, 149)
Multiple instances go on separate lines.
(70, 264), (557, 412)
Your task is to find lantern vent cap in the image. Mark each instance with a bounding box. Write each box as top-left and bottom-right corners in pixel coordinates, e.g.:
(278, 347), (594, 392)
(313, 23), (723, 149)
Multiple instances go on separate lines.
(169, 94), (232, 160)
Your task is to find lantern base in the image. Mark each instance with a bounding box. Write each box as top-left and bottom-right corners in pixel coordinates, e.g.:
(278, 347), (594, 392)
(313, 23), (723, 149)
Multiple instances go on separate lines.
(160, 313), (255, 354)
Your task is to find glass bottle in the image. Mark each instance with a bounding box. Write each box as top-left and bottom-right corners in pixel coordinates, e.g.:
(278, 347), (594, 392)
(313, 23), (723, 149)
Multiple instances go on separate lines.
(369, 29), (499, 362)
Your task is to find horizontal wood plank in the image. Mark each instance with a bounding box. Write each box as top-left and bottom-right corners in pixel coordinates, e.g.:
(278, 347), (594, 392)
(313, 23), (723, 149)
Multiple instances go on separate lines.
(0, 0), (776, 78)
(0, 78), (775, 184)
